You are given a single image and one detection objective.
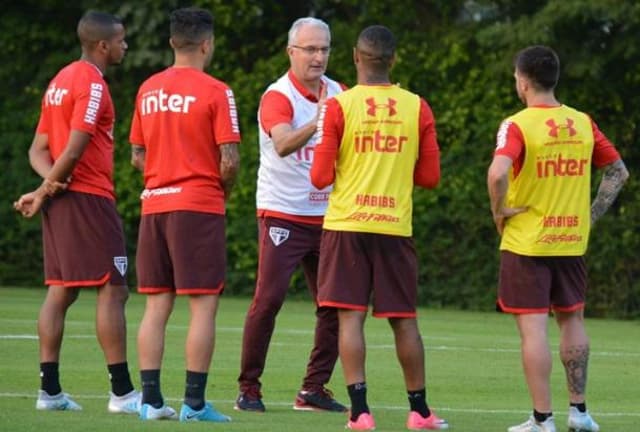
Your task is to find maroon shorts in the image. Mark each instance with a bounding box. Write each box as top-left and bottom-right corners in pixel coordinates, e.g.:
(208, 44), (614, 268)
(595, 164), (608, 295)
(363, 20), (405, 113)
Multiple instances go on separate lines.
(497, 250), (587, 314)
(317, 230), (418, 317)
(42, 191), (127, 287)
(136, 211), (225, 295)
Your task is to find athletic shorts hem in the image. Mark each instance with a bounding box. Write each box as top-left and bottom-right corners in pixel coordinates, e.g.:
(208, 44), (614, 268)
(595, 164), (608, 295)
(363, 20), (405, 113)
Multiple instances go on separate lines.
(176, 283), (224, 296)
(497, 298), (550, 315)
(45, 273), (110, 288)
(319, 300), (368, 311)
(553, 302), (585, 313)
(372, 311), (416, 318)
(138, 286), (173, 294)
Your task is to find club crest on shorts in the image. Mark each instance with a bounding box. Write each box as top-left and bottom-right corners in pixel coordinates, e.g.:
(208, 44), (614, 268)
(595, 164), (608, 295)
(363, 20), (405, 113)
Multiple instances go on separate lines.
(269, 227), (290, 246)
(113, 256), (128, 276)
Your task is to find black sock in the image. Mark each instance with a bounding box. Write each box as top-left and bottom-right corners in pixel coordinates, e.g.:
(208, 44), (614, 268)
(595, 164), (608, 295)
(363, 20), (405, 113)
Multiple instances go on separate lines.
(347, 382), (369, 421)
(407, 388), (431, 418)
(108, 362), (134, 396)
(570, 402), (587, 413)
(184, 370), (208, 411)
(140, 369), (163, 408)
(40, 362), (61, 395)
(533, 409), (553, 422)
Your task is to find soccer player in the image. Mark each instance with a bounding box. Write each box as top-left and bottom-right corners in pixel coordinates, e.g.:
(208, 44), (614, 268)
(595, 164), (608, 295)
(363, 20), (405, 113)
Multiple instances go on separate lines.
(487, 45), (629, 432)
(13, 10), (139, 414)
(311, 25), (448, 430)
(235, 17), (346, 413)
(129, 7), (240, 422)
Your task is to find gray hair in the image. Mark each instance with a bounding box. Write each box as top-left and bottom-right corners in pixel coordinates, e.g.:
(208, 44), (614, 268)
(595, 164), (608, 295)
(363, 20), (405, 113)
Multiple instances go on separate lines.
(287, 17), (330, 46)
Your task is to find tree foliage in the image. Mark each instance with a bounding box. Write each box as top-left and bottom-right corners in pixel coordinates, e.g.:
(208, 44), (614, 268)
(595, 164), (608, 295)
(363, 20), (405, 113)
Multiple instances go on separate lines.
(1, 0), (638, 317)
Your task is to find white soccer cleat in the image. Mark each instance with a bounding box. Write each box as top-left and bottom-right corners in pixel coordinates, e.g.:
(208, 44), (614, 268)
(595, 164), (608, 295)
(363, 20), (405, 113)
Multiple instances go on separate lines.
(108, 389), (141, 414)
(139, 403), (177, 420)
(568, 407), (600, 432)
(508, 415), (556, 432)
(36, 390), (82, 411)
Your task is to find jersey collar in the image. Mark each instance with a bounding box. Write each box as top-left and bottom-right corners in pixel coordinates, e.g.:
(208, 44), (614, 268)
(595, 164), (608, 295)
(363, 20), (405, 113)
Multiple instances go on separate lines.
(288, 69), (324, 103)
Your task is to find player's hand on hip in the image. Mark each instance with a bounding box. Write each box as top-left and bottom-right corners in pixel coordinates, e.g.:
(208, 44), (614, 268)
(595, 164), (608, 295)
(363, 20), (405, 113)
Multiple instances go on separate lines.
(493, 206), (528, 235)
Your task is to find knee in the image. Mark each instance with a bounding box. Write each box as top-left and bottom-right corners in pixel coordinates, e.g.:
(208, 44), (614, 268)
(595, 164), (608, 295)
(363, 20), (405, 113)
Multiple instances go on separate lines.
(253, 295), (285, 316)
(99, 284), (130, 305)
(45, 287), (80, 311)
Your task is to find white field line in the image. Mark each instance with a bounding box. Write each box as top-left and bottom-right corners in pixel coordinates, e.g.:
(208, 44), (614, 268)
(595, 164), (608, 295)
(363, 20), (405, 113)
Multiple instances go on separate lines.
(0, 392), (638, 417)
(0, 329), (640, 357)
(1, 334), (639, 358)
(0, 334), (640, 357)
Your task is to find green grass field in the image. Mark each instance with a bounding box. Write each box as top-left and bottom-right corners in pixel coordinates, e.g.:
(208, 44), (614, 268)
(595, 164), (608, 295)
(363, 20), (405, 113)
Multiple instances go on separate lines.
(0, 287), (638, 431)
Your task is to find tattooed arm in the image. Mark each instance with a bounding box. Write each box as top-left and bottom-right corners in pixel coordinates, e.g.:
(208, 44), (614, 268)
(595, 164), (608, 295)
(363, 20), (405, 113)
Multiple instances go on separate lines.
(591, 159), (629, 225)
(220, 142), (240, 199)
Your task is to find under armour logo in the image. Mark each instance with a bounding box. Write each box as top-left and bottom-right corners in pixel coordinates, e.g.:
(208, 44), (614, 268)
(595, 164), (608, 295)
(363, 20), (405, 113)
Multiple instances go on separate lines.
(366, 97), (397, 116)
(546, 118), (577, 138)
(113, 256), (128, 276)
(269, 227), (290, 246)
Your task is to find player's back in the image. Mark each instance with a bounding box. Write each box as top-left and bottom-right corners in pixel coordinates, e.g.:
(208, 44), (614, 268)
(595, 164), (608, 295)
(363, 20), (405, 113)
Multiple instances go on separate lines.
(131, 66), (240, 215)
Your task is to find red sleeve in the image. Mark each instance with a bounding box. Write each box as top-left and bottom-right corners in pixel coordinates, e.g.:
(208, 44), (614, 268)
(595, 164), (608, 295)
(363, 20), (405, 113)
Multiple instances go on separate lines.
(70, 77), (104, 135)
(129, 94), (144, 146)
(494, 119), (525, 176)
(259, 90), (293, 135)
(310, 97), (344, 189)
(212, 87), (241, 145)
(590, 118), (620, 167)
(413, 99), (440, 188)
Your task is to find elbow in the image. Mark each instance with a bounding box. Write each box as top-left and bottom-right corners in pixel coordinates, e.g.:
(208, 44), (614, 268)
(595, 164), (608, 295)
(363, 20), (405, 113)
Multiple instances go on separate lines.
(65, 149), (83, 164)
(222, 160), (240, 183)
(414, 170), (440, 189)
(310, 176), (323, 190)
(273, 143), (291, 158)
(274, 145), (286, 158)
(310, 172), (330, 190)
(621, 165), (630, 183)
(487, 169), (505, 189)
(27, 149), (37, 167)
(427, 178), (439, 189)
(130, 157), (142, 171)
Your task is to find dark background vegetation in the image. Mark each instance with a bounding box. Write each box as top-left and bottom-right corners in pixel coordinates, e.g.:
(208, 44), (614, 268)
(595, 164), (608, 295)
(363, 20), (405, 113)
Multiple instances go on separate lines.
(1, 1), (637, 317)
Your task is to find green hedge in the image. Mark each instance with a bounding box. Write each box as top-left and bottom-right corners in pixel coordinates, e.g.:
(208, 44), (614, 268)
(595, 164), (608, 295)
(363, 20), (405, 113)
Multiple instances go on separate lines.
(1, 0), (638, 317)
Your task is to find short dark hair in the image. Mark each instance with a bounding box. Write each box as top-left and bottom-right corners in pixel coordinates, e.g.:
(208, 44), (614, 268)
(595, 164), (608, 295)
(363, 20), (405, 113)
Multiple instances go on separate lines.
(170, 7), (213, 51)
(77, 10), (121, 45)
(356, 25), (396, 73)
(514, 45), (560, 91)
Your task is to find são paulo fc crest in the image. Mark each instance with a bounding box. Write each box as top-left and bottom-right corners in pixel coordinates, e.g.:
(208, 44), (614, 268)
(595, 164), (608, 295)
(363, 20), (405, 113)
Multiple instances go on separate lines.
(113, 256), (128, 276)
(269, 227), (290, 246)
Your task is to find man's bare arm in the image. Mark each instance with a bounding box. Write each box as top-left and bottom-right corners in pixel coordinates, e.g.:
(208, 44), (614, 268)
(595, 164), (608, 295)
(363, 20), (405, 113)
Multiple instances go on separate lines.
(131, 145), (146, 172)
(220, 143), (240, 198)
(28, 133), (53, 179)
(270, 121), (318, 157)
(270, 84), (328, 157)
(487, 155), (527, 235)
(591, 159), (629, 224)
(15, 130), (90, 217)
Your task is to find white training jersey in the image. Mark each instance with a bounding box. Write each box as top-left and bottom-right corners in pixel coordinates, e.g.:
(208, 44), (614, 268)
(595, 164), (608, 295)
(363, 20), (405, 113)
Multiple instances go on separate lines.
(256, 73), (343, 216)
